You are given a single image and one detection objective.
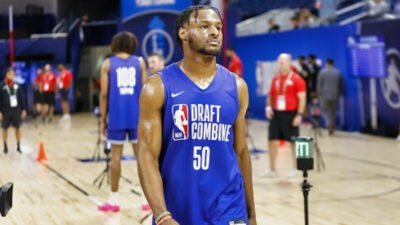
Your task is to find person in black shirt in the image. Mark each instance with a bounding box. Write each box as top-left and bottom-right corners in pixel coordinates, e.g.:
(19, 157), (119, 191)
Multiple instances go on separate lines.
(268, 18), (280, 33)
(0, 68), (26, 154)
(307, 54), (320, 99)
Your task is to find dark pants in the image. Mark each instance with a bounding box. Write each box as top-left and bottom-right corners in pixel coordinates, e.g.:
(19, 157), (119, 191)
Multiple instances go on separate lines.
(321, 99), (338, 127)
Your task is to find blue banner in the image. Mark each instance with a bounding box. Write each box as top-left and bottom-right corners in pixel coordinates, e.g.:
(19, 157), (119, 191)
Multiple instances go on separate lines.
(236, 24), (362, 131)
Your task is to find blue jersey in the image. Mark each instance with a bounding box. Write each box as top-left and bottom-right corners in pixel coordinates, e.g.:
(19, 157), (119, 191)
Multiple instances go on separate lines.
(107, 55), (142, 130)
(157, 63), (248, 225)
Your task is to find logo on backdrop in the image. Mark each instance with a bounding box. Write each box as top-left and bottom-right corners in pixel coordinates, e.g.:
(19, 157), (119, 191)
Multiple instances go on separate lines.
(172, 104), (189, 141)
(380, 48), (400, 109)
(142, 16), (174, 64)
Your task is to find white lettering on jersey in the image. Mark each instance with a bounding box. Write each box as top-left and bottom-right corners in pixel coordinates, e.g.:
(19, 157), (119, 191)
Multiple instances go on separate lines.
(116, 67), (136, 95)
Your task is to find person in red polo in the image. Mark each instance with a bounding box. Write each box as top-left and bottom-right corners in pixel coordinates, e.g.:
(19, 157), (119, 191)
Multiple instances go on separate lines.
(57, 64), (73, 123)
(262, 53), (306, 178)
(40, 64), (57, 123)
(226, 47), (243, 77)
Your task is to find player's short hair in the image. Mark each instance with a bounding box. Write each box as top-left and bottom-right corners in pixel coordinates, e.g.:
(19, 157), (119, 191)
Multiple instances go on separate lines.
(148, 53), (165, 61)
(111, 31), (138, 54)
(298, 55), (305, 60)
(175, 5), (222, 48)
(5, 67), (13, 74)
(326, 58), (334, 65)
(308, 54), (316, 60)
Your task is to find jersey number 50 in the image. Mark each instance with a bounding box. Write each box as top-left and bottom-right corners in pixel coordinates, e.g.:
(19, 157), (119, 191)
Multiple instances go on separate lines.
(193, 146), (210, 170)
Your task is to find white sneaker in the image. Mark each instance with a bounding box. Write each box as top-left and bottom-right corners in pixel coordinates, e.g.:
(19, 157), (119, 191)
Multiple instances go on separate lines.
(397, 135), (400, 142)
(287, 170), (301, 178)
(260, 170), (278, 178)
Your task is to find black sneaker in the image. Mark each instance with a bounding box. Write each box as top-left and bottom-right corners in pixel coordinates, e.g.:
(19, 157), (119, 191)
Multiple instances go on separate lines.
(4, 146), (8, 154)
(17, 148), (22, 154)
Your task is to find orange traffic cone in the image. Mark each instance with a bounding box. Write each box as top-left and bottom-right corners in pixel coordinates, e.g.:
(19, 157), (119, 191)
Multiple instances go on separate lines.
(37, 142), (47, 161)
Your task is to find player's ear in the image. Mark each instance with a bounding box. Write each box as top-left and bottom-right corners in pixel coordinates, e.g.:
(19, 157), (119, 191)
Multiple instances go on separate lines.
(179, 27), (188, 44)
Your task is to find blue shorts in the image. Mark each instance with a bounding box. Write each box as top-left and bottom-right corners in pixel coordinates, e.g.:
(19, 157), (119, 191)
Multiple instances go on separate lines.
(107, 129), (137, 145)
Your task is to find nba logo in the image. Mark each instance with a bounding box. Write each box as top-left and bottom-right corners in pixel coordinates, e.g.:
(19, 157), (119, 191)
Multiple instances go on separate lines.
(172, 104), (189, 141)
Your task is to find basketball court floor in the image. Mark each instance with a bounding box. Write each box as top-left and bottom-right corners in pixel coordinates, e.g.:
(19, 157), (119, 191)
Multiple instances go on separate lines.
(0, 113), (399, 225)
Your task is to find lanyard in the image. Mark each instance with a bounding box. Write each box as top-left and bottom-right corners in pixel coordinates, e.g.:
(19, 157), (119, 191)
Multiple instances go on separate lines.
(275, 72), (293, 95)
(5, 85), (15, 96)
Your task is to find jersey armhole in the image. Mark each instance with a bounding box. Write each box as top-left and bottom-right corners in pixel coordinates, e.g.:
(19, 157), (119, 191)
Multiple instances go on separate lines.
(158, 72), (169, 116)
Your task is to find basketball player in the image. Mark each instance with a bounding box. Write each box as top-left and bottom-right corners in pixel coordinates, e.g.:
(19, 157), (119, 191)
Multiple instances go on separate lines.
(0, 68), (26, 154)
(137, 6), (257, 225)
(40, 64), (57, 123)
(99, 32), (147, 212)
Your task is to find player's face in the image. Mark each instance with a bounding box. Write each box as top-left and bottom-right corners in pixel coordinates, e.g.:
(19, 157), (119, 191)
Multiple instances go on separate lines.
(37, 69), (43, 75)
(6, 70), (14, 80)
(186, 9), (222, 56)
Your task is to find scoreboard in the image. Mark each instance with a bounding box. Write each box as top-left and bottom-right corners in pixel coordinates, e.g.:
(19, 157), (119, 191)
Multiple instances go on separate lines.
(347, 35), (387, 78)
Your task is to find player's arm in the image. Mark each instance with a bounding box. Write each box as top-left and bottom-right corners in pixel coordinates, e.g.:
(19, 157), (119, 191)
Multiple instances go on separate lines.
(234, 77), (257, 225)
(137, 75), (179, 224)
(100, 58), (110, 136)
(139, 57), (147, 86)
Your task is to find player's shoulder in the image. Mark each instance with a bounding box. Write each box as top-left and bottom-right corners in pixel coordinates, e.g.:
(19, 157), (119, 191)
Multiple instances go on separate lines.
(143, 74), (164, 92)
(141, 74), (164, 106)
(217, 64), (237, 78)
(157, 63), (178, 78)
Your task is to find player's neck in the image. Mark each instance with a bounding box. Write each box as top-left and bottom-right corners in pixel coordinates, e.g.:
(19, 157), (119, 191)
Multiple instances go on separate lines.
(116, 52), (131, 59)
(180, 52), (216, 78)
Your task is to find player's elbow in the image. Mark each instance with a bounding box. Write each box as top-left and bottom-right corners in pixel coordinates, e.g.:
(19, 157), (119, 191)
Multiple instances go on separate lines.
(236, 145), (249, 162)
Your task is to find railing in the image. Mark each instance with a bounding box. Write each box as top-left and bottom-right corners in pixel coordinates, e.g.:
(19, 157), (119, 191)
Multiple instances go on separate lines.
(335, 1), (367, 25)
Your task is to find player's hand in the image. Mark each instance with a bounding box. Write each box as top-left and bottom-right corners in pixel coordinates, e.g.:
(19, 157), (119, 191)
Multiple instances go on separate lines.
(265, 107), (274, 119)
(0, 113), (3, 121)
(101, 121), (107, 137)
(21, 110), (27, 119)
(161, 219), (180, 225)
(248, 217), (257, 225)
(292, 114), (302, 127)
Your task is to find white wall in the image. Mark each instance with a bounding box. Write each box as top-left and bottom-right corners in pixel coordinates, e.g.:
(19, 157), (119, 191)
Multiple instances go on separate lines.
(0, 0), (58, 15)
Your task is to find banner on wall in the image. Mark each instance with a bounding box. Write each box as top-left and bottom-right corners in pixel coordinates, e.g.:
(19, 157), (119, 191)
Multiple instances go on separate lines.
(361, 19), (400, 136)
(255, 60), (277, 96)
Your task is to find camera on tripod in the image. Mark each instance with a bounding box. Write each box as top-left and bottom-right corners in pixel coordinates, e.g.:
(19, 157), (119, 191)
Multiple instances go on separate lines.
(296, 137), (314, 171)
(0, 183), (13, 217)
